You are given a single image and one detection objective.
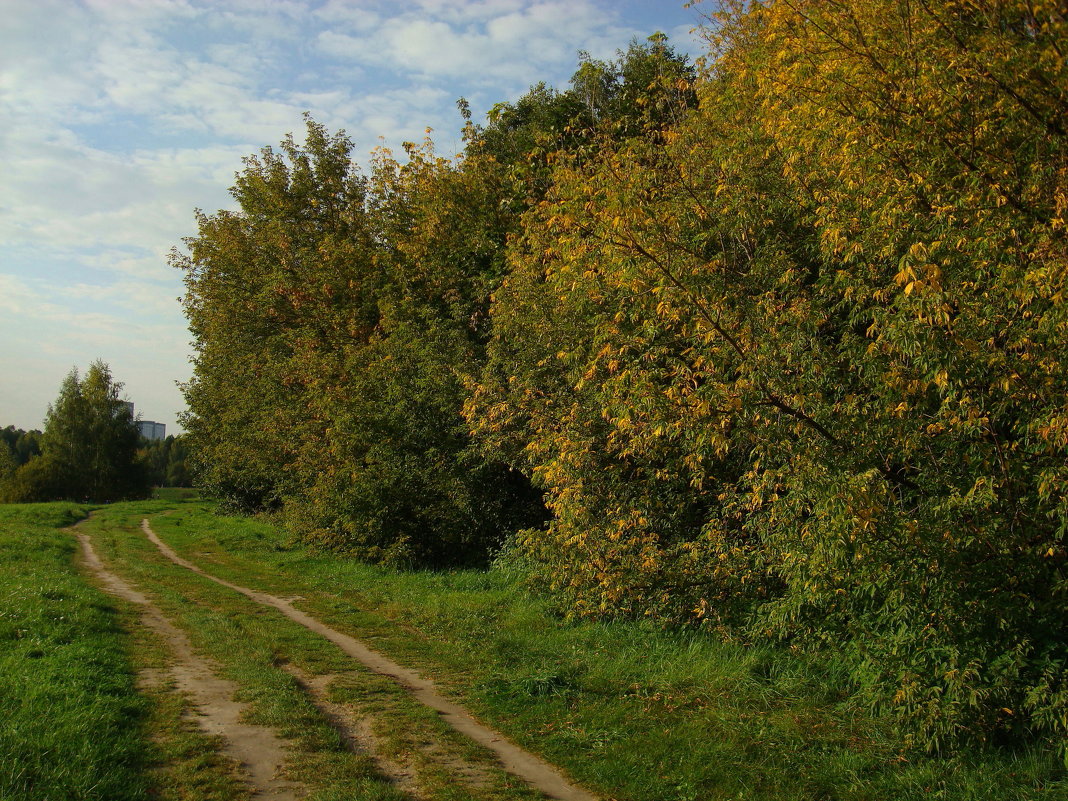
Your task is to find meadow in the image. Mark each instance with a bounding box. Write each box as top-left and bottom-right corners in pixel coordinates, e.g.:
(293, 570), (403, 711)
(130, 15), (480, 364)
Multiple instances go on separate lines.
(2, 499), (1065, 800)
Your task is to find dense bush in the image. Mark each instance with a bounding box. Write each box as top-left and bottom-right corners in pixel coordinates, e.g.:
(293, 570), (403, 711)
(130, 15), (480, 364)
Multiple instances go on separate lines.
(471, 1), (1068, 748)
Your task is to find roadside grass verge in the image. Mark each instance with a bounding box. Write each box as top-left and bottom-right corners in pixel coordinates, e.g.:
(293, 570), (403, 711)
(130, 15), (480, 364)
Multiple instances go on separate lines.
(140, 500), (1067, 801)
(0, 502), (149, 801)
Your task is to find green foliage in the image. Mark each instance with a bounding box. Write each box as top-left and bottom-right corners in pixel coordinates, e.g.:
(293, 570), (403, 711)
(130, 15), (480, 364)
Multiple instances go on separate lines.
(471, 36), (695, 210)
(472, 0), (1068, 749)
(1, 363), (149, 503)
(177, 12), (1068, 750)
(0, 441), (14, 484)
(0, 454), (65, 505)
(0, 426), (41, 467)
(0, 503), (150, 800)
(737, 0), (1068, 750)
(178, 119), (543, 565)
(139, 434), (193, 488)
(569, 34), (696, 136)
(175, 118), (373, 513)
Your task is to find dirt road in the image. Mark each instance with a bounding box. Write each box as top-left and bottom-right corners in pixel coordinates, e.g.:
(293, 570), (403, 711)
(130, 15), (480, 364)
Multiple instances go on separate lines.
(77, 515), (598, 801)
(77, 526), (302, 801)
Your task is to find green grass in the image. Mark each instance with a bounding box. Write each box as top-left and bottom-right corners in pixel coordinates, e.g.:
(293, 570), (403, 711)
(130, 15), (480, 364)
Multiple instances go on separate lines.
(152, 487), (203, 502)
(0, 502), (149, 801)
(138, 501), (1067, 801)
(3, 497), (1064, 800)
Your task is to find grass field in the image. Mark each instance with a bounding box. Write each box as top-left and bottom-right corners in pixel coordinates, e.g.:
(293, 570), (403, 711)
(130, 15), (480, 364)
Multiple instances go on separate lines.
(152, 487), (203, 502)
(2, 498), (1065, 800)
(0, 502), (149, 801)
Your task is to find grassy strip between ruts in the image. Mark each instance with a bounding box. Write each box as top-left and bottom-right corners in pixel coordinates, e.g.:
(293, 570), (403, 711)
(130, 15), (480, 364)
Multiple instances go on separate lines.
(135, 499), (1065, 801)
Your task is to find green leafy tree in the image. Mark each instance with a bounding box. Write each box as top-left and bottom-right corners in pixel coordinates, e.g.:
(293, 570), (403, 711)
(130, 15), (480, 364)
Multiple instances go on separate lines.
(0, 441), (15, 484)
(733, 0), (1068, 749)
(178, 118), (544, 565)
(13, 431), (41, 465)
(2, 362), (149, 503)
(0, 428), (42, 467)
(139, 435), (193, 488)
(175, 117), (376, 513)
(279, 133), (546, 566)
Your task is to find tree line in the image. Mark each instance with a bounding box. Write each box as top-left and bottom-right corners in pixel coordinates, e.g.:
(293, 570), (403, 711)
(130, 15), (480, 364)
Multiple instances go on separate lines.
(177, 2), (1067, 751)
(1, 362), (191, 502)
(139, 434), (192, 489)
(0, 426), (42, 470)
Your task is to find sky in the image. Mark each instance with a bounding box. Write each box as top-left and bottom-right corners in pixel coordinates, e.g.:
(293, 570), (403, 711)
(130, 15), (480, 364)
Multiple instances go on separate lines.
(1, 0), (710, 435)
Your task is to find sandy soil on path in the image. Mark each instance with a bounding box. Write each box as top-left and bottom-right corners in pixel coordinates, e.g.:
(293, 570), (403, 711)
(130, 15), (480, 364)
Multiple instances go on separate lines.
(75, 526), (302, 801)
(140, 518), (600, 801)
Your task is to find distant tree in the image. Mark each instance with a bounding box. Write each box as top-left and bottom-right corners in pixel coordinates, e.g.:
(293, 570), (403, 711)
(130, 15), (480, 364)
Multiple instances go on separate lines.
(139, 435), (193, 488)
(13, 430), (41, 465)
(0, 455), (63, 503)
(0, 440), (15, 483)
(1, 362), (150, 503)
(0, 427), (18, 457)
(0, 427), (40, 466)
(139, 437), (167, 487)
(164, 450), (191, 488)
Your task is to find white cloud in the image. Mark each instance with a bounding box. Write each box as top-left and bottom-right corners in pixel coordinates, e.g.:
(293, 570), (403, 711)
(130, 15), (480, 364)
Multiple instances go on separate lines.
(413, 0), (526, 24)
(0, 273), (56, 317)
(81, 0), (200, 24)
(316, 30), (366, 60)
(0, 127), (243, 257)
(0, 0), (696, 432)
(0, 271), (181, 331)
(314, 0), (636, 87)
(313, 1), (381, 30)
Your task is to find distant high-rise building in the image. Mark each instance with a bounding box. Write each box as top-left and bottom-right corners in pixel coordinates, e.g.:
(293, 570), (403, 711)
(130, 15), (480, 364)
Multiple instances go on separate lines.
(127, 402), (166, 440)
(136, 420), (166, 441)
